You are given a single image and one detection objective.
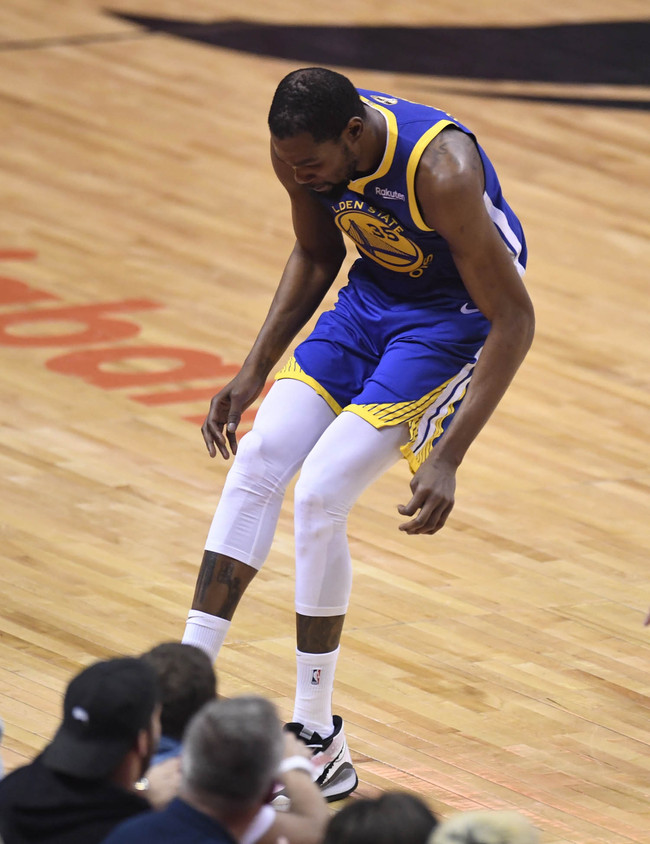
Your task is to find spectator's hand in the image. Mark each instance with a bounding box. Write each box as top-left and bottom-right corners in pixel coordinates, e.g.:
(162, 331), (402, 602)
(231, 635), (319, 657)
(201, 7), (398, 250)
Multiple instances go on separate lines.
(146, 756), (181, 809)
(282, 730), (312, 761)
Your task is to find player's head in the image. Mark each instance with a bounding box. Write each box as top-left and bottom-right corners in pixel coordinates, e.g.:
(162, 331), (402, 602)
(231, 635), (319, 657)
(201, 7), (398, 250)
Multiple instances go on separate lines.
(269, 67), (367, 198)
(268, 67), (364, 142)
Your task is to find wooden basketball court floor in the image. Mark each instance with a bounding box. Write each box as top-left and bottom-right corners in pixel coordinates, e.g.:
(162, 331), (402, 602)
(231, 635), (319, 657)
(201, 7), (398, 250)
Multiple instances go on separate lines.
(0, 1), (648, 841)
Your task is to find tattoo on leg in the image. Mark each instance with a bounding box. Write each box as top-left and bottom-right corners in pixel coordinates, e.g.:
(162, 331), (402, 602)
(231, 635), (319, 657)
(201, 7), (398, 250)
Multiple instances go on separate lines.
(193, 552), (256, 618)
(220, 577), (242, 619)
(196, 551), (217, 604)
(213, 560), (241, 616)
(216, 561), (235, 584)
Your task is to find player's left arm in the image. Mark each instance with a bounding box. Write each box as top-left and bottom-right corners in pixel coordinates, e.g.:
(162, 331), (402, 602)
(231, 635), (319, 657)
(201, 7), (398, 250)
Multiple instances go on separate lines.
(398, 127), (535, 535)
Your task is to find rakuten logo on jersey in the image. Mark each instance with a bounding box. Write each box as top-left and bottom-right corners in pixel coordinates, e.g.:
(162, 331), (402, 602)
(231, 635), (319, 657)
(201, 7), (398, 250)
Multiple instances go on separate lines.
(375, 187), (405, 201)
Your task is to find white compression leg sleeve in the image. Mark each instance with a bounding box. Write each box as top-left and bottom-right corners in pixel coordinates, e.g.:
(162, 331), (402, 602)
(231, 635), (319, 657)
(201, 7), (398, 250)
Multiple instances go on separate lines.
(203, 379), (336, 570)
(293, 411), (408, 616)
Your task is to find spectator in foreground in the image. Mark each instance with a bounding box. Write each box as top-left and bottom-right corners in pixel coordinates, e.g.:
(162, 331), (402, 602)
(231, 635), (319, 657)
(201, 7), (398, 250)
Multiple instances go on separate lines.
(103, 695), (308, 844)
(430, 810), (539, 844)
(142, 642), (329, 844)
(323, 791), (438, 844)
(142, 642), (217, 766)
(0, 657), (168, 844)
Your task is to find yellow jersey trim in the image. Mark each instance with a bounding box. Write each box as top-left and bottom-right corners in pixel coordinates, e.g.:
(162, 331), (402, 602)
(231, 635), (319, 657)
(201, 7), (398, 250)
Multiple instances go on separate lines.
(400, 383), (467, 472)
(406, 119), (454, 231)
(344, 377), (453, 429)
(275, 357), (343, 416)
(344, 372), (466, 474)
(348, 99), (398, 194)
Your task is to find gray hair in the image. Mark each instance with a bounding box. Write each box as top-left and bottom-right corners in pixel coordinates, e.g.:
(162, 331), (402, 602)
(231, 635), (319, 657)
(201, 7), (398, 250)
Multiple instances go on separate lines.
(181, 696), (283, 809)
(430, 811), (539, 844)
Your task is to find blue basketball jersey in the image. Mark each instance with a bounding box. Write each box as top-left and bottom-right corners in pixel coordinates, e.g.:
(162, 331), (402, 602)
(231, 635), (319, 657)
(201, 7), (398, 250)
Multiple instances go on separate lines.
(277, 89), (528, 470)
(316, 89), (527, 302)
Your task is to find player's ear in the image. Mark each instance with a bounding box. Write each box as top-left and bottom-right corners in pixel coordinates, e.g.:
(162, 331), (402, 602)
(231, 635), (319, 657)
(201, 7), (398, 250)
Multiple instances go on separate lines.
(345, 116), (364, 143)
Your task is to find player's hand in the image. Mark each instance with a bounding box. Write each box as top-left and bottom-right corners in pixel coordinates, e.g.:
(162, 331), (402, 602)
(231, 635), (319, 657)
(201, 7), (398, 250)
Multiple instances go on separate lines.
(397, 458), (456, 535)
(201, 368), (266, 459)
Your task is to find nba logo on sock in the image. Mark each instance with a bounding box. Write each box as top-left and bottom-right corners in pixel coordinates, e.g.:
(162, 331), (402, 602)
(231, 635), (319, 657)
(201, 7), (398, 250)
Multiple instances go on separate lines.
(310, 668), (321, 686)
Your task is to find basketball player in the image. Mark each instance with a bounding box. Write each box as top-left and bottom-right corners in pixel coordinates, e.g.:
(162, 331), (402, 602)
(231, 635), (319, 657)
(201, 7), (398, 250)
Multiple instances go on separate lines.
(182, 67), (535, 801)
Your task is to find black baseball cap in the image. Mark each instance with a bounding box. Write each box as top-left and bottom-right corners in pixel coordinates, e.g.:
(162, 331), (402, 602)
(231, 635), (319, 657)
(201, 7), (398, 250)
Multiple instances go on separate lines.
(42, 657), (160, 780)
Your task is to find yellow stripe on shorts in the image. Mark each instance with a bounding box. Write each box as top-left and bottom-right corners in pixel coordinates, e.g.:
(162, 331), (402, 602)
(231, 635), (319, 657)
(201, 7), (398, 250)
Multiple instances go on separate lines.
(344, 378), (452, 428)
(347, 352), (481, 473)
(275, 356), (343, 416)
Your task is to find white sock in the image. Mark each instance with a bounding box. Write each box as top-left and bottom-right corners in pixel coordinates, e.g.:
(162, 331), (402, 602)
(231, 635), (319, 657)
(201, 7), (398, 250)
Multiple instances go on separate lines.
(292, 647), (339, 738)
(181, 610), (230, 662)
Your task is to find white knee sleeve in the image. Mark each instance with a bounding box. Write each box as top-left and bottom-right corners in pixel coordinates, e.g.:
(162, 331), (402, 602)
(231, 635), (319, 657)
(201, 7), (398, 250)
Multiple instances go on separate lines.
(204, 379), (336, 569)
(204, 428), (285, 568)
(294, 412), (407, 616)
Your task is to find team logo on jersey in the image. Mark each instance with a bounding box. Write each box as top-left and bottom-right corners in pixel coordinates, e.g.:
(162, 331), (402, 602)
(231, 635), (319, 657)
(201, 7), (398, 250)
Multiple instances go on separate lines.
(333, 199), (429, 275)
(371, 95), (398, 105)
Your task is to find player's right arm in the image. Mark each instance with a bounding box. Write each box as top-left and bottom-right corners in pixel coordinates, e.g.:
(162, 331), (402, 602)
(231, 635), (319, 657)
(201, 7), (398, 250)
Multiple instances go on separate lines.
(202, 146), (346, 458)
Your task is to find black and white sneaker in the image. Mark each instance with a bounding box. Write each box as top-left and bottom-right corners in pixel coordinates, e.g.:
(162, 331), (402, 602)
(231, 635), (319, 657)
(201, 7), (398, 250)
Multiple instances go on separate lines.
(284, 716), (358, 802)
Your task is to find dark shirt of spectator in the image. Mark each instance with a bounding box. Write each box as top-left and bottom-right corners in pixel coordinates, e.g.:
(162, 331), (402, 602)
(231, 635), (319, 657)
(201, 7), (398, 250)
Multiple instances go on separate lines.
(0, 657), (160, 844)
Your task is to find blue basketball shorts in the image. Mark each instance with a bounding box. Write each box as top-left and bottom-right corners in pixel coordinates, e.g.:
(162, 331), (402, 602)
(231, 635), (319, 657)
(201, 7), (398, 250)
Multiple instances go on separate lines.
(275, 279), (491, 471)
